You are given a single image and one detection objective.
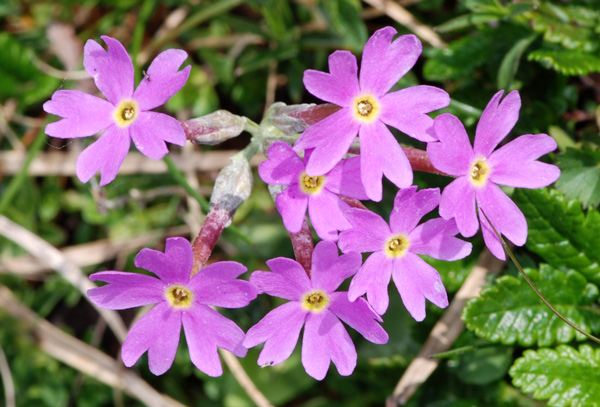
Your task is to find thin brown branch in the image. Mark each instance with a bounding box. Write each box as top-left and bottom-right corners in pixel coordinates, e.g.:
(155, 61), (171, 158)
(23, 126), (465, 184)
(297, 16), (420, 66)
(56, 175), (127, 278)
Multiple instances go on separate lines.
(0, 285), (188, 407)
(386, 248), (505, 406)
(361, 0), (446, 48)
(219, 350), (274, 407)
(0, 215), (128, 343)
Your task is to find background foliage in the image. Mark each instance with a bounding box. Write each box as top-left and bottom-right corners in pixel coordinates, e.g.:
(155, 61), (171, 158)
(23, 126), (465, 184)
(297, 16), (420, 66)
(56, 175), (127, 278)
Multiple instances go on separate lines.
(1, 0), (599, 406)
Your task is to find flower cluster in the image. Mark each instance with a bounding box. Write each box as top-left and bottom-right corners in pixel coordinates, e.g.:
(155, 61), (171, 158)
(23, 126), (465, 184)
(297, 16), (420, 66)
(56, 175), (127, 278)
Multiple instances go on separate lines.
(42, 28), (560, 381)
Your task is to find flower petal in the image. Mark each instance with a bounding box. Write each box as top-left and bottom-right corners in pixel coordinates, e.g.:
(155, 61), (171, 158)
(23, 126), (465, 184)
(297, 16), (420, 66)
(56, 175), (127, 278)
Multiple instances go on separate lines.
(243, 301), (306, 367)
(303, 50), (359, 106)
(324, 155), (368, 199)
(410, 218), (473, 261)
(474, 90), (521, 157)
(302, 311), (356, 380)
(121, 302), (181, 375)
(134, 237), (193, 284)
(392, 253), (448, 321)
(439, 177), (479, 238)
(250, 257), (311, 300)
(75, 126), (130, 186)
(390, 186), (440, 234)
(308, 190), (351, 241)
(83, 36), (134, 104)
(258, 142), (304, 185)
(183, 304), (247, 376)
(129, 112), (186, 159)
(360, 121), (413, 201)
(348, 251), (393, 315)
(360, 28), (421, 96)
(428, 113), (474, 176)
(380, 85), (449, 142)
(88, 271), (165, 309)
(488, 133), (560, 188)
(294, 109), (359, 177)
(311, 241), (361, 293)
(338, 208), (390, 253)
(276, 184), (308, 234)
(43, 90), (114, 138)
(189, 261), (257, 308)
(329, 292), (388, 344)
(133, 49), (191, 111)
(476, 183), (527, 247)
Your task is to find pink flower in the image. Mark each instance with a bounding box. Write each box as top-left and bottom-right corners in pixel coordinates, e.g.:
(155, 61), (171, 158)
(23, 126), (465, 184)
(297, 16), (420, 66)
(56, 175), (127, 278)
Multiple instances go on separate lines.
(43, 36), (191, 186)
(87, 237), (257, 376)
(243, 241), (388, 380)
(294, 26), (449, 201)
(259, 142), (367, 241)
(338, 186), (472, 320)
(427, 90), (561, 260)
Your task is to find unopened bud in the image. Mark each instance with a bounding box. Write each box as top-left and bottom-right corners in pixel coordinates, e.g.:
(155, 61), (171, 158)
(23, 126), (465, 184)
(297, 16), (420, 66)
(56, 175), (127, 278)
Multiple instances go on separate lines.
(181, 110), (246, 145)
(209, 156), (253, 226)
(269, 102), (340, 136)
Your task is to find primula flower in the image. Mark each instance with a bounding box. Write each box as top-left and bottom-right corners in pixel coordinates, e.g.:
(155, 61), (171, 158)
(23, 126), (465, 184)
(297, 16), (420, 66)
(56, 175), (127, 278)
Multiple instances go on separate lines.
(259, 141), (367, 241)
(43, 36), (191, 186)
(87, 237), (257, 376)
(338, 186), (472, 320)
(427, 90), (560, 260)
(243, 241), (388, 380)
(294, 26), (449, 201)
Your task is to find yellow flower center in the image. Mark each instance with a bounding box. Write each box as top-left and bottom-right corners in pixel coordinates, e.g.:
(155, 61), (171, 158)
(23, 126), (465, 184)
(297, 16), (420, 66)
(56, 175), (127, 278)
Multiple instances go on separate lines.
(352, 94), (380, 123)
(384, 234), (410, 258)
(165, 285), (193, 309)
(113, 99), (139, 127)
(298, 173), (326, 195)
(469, 158), (491, 187)
(301, 290), (330, 313)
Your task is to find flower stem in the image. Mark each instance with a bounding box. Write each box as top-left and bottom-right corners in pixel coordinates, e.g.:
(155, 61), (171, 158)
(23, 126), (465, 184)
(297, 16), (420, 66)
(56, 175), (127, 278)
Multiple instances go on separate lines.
(190, 206), (230, 276)
(163, 155), (210, 212)
(289, 218), (313, 277)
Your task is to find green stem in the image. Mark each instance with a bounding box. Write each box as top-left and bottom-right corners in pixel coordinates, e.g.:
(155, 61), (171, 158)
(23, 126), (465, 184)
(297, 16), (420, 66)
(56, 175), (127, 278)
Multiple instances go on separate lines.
(163, 155), (209, 212)
(0, 130), (47, 215)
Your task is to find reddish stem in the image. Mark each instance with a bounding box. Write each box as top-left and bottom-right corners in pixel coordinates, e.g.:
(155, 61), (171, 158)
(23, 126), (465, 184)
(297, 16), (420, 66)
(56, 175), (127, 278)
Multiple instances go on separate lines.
(401, 146), (449, 176)
(338, 195), (368, 210)
(190, 206), (231, 276)
(289, 218), (313, 277)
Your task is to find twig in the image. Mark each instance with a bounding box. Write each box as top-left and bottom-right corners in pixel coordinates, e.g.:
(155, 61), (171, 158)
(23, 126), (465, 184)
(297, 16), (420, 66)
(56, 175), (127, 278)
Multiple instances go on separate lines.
(0, 285), (188, 407)
(361, 0), (446, 49)
(219, 350), (274, 407)
(386, 248), (505, 406)
(0, 215), (128, 343)
(0, 344), (15, 407)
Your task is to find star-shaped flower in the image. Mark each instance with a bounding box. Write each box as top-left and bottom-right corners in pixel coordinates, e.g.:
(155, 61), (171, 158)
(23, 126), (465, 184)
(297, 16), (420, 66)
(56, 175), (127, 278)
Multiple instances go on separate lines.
(243, 241), (388, 380)
(43, 36), (191, 186)
(259, 142), (367, 241)
(338, 186), (472, 319)
(294, 26), (449, 201)
(427, 90), (561, 260)
(88, 237), (257, 376)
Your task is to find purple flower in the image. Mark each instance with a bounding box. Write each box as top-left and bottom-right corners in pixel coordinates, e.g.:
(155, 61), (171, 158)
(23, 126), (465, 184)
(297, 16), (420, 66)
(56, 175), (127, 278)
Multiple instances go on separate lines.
(259, 142), (367, 241)
(43, 36), (191, 186)
(243, 241), (388, 380)
(338, 186), (472, 320)
(87, 237), (257, 376)
(427, 90), (561, 260)
(294, 26), (449, 202)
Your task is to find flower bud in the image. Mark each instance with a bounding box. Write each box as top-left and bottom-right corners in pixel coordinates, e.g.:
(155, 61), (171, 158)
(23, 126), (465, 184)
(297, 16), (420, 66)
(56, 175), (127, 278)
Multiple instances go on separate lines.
(181, 110), (246, 145)
(269, 102), (340, 136)
(209, 156), (253, 227)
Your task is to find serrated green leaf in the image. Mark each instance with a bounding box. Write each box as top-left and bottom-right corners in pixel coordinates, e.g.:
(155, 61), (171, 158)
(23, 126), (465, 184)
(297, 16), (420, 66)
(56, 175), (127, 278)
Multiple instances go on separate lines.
(528, 49), (600, 76)
(513, 188), (600, 283)
(510, 344), (600, 407)
(463, 265), (600, 347)
(497, 34), (538, 90)
(556, 148), (600, 208)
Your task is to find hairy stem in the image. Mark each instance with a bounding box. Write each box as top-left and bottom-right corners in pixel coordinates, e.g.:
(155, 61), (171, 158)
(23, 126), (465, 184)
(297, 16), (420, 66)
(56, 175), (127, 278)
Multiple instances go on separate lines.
(290, 218), (313, 277)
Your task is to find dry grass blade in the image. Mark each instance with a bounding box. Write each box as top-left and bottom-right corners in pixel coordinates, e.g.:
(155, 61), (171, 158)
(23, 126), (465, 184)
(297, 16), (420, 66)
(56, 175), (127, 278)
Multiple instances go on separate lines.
(386, 248), (505, 406)
(0, 344), (15, 407)
(0, 285), (188, 407)
(0, 215), (128, 343)
(219, 350), (274, 407)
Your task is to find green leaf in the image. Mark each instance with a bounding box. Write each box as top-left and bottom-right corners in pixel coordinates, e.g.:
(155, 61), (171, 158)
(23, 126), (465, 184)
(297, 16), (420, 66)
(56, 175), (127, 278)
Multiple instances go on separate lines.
(528, 49), (600, 76)
(320, 0), (367, 51)
(510, 344), (600, 407)
(556, 148), (600, 208)
(423, 34), (491, 81)
(435, 13), (501, 33)
(497, 34), (538, 90)
(463, 265), (600, 347)
(549, 125), (576, 153)
(513, 188), (600, 284)
(451, 345), (513, 385)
